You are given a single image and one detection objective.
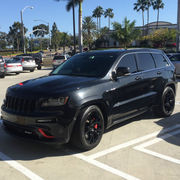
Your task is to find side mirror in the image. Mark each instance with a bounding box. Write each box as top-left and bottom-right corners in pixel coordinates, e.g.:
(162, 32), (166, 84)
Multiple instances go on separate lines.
(111, 67), (130, 80)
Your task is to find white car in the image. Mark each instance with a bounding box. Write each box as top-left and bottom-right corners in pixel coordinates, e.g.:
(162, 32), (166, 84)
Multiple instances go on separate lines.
(5, 59), (23, 74)
(13, 56), (36, 72)
(52, 54), (70, 69)
(167, 53), (180, 77)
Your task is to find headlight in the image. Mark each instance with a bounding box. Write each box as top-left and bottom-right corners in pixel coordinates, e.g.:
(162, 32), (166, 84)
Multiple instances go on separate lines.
(41, 97), (69, 107)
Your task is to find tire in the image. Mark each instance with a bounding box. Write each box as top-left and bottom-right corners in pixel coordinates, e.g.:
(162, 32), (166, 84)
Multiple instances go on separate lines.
(71, 105), (104, 151)
(37, 66), (42, 70)
(16, 73), (19, 75)
(0, 73), (5, 78)
(153, 87), (175, 117)
(30, 69), (35, 72)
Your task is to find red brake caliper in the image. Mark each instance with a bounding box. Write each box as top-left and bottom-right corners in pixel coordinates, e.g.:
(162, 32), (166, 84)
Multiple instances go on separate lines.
(94, 124), (98, 129)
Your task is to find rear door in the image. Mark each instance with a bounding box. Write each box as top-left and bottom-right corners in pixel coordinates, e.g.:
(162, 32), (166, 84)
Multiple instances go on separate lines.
(135, 52), (158, 107)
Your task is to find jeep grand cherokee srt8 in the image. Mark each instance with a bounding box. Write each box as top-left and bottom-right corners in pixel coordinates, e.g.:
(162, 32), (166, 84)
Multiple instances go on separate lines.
(1, 49), (177, 150)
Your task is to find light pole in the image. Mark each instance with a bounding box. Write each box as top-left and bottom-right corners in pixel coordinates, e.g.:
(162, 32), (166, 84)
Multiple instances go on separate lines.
(21, 6), (34, 53)
(177, 0), (180, 52)
(34, 19), (51, 49)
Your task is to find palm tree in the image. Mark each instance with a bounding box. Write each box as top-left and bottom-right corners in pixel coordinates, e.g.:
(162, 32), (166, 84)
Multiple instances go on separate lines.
(92, 6), (104, 30)
(134, 0), (146, 34)
(112, 17), (141, 48)
(66, 0), (83, 52)
(82, 16), (96, 49)
(144, 0), (153, 34)
(152, 0), (165, 29)
(104, 8), (114, 30)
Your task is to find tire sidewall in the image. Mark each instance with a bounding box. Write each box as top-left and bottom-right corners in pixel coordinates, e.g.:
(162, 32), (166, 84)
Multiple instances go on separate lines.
(161, 87), (175, 116)
(79, 105), (104, 150)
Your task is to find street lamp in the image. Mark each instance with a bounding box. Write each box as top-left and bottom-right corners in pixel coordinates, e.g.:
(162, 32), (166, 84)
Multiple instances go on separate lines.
(34, 19), (51, 49)
(21, 6), (34, 53)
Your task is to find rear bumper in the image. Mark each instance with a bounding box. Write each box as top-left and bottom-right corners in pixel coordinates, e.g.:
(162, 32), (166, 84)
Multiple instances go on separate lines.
(1, 110), (75, 144)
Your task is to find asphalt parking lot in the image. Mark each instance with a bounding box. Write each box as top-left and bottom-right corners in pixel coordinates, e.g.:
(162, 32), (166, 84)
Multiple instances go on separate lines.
(0, 69), (180, 180)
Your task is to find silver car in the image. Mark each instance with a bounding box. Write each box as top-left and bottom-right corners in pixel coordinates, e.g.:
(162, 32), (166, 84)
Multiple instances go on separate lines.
(5, 59), (23, 74)
(52, 54), (69, 69)
(13, 56), (36, 72)
(167, 53), (180, 77)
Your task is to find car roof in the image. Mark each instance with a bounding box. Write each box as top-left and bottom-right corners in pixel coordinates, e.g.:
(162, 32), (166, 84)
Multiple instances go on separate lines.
(80, 48), (162, 56)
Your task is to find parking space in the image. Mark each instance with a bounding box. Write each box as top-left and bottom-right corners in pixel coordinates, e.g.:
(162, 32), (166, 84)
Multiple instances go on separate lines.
(0, 70), (180, 180)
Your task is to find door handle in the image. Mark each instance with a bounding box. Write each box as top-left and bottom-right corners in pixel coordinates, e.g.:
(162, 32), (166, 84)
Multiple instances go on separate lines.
(157, 71), (162, 75)
(135, 76), (142, 80)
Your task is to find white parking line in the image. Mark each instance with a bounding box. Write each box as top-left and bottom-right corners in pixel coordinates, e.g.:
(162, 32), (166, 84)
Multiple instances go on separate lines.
(74, 153), (140, 180)
(0, 152), (44, 180)
(134, 129), (180, 165)
(0, 114), (44, 180)
(175, 101), (180, 105)
(88, 125), (180, 160)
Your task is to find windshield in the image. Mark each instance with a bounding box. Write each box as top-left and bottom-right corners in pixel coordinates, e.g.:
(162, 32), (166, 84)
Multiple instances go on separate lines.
(51, 52), (119, 77)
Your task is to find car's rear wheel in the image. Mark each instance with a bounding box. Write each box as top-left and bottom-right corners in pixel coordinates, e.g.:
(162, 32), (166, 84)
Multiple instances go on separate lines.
(30, 69), (35, 72)
(16, 72), (19, 75)
(0, 73), (5, 78)
(71, 105), (104, 150)
(37, 66), (42, 70)
(153, 87), (175, 117)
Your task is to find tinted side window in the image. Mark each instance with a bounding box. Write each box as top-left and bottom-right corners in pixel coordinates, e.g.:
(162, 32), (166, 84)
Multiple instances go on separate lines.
(117, 54), (137, 73)
(152, 54), (169, 67)
(136, 53), (155, 71)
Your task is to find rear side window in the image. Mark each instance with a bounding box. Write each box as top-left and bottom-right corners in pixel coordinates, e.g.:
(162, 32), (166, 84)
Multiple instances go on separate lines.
(54, 56), (65, 60)
(136, 53), (155, 71)
(118, 54), (137, 73)
(152, 54), (169, 67)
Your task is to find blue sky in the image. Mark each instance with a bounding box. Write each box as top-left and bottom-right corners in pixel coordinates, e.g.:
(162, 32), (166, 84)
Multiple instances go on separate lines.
(0, 0), (178, 36)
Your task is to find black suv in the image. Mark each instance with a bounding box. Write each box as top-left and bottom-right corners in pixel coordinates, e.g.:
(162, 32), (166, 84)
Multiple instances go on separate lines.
(1, 49), (177, 150)
(0, 56), (6, 78)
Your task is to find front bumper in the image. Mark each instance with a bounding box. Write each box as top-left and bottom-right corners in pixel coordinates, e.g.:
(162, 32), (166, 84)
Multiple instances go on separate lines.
(1, 110), (75, 144)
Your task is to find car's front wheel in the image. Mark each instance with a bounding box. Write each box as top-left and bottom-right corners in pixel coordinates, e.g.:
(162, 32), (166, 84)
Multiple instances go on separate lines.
(71, 105), (104, 150)
(153, 87), (175, 117)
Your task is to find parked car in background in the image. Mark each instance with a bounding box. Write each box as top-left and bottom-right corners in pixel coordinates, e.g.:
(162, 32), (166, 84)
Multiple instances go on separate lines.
(5, 59), (23, 74)
(19, 53), (43, 70)
(167, 53), (180, 77)
(13, 56), (36, 72)
(1, 49), (177, 150)
(52, 54), (69, 69)
(0, 56), (6, 78)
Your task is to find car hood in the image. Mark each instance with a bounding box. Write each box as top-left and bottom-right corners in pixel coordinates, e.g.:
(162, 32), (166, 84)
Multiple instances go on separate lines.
(9, 75), (98, 96)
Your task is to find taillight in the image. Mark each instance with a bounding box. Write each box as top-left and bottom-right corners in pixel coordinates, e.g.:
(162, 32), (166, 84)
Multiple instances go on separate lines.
(4, 63), (7, 68)
(7, 65), (13, 67)
(18, 65), (22, 66)
(21, 58), (24, 62)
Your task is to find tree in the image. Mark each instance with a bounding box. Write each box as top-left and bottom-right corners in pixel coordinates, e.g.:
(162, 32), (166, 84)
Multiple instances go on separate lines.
(152, 0), (165, 29)
(66, 0), (83, 52)
(143, 28), (176, 47)
(144, 0), (153, 34)
(104, 8), (114, 30)
(0, 32), (7, 49)
(51, 22), (60, 51)
(112, 17), (141, 48)
(92, 6), (104, 30)
(134, 0), (146, 34)
(59, 32), (71, 53)
(82, 16), (96, 49)
(8, 21), (27, 51)
(33, 24), (49, 50)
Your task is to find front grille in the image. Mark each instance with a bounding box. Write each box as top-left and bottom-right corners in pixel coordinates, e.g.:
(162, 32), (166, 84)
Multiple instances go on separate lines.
(5, 96), (36, 113)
